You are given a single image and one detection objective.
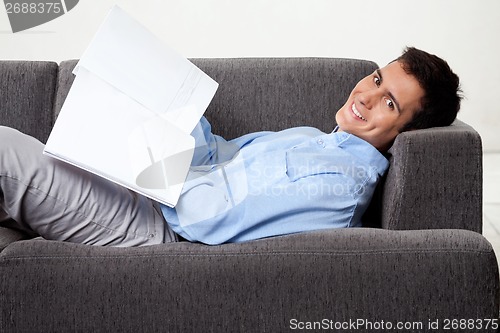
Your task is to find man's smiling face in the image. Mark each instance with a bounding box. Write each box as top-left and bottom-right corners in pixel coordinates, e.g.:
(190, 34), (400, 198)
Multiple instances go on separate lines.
(335, 60), (425, 151)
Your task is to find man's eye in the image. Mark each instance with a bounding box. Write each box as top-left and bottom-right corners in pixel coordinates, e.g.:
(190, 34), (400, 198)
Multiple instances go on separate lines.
(385, 99), (394, 109)
(373, 76), (381, 86)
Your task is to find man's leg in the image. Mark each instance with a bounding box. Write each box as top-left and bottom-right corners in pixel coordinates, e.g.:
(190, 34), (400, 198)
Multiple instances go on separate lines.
(0, 126), (175, 246)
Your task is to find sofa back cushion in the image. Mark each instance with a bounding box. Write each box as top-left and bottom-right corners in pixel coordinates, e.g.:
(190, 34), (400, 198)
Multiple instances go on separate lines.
(55, 58), (383, 225)
(193, 58), (378, 138)
(0, 61), (58, 143)
(55, 58), (378, 138)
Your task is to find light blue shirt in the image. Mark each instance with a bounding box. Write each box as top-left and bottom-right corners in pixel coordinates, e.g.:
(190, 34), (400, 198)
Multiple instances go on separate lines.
(161, 117), (389, 245)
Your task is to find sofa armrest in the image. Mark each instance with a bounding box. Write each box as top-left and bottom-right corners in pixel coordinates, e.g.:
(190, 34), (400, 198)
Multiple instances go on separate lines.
(1, 229), (497, 332)
(381, 120), (482, 232)
(0, 227), (28, 252)
(0, 61), (58, 143)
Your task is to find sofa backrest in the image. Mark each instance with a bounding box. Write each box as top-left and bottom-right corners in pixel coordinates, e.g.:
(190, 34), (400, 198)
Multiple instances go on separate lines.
(0, 61), (58, 143)
(55, 58), (378, 139)
(1, 58), (383, 232)
(1, 59), (483, 233)
(194, 58), (377, 138)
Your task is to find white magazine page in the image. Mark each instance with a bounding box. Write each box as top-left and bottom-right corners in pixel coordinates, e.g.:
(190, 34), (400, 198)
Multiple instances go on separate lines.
(44, 6), (220, 207)
(75, 5), (218, 134)
(45, 68), (195, 207)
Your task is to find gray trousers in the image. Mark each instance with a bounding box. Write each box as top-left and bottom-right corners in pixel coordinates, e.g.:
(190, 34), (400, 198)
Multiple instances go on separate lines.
(0, 126), (178, 246)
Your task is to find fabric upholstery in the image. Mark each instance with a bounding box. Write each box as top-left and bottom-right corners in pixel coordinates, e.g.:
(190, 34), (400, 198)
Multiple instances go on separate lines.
(192, 58), (377, 139)
(383, 120), (483, 232)
(1, 229), (497, 332)
(0, 226), (27, 251)
(0, 61), (57, 143)
(53, 59), (76, 119)
(54, 58), (378, 139)
(0, 58), (497, 333)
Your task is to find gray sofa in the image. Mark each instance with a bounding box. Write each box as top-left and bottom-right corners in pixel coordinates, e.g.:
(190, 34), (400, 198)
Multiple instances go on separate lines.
(0, 58), (498, 332)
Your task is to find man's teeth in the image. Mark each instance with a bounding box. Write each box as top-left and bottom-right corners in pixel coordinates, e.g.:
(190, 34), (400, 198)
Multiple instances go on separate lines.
(351, 104), (367, 121)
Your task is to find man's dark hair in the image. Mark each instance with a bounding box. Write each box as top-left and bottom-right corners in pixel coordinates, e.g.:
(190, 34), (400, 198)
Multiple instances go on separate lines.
(397, 47), (462, 132)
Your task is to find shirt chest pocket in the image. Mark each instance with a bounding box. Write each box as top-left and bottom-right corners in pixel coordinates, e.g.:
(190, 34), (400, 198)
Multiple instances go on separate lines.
(285, 147), (371, 194)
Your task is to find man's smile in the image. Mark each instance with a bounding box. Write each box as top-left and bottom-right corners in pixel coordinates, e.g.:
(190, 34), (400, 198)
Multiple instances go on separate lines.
(351, 102), (367, 121)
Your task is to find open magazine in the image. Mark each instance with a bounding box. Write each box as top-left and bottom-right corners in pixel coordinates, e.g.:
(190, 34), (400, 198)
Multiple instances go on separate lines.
(44, 5), (219, 207)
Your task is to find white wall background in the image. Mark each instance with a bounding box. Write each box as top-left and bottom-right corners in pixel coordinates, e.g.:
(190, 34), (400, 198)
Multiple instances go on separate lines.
(1, 0), (499, 151)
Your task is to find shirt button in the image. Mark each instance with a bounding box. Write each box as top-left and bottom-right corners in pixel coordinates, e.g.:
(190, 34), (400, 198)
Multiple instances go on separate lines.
(317, 139), (325, 147)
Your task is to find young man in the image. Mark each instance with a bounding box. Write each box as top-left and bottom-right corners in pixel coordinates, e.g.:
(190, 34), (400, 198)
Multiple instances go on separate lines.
(0, 47), (461, 246)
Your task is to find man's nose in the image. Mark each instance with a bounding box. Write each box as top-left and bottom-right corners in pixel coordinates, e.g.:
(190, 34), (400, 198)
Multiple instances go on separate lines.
(358, 89), (378, 110)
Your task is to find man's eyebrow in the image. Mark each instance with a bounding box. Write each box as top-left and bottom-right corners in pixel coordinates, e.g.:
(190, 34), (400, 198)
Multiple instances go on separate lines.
(376, 69), (402, 112)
